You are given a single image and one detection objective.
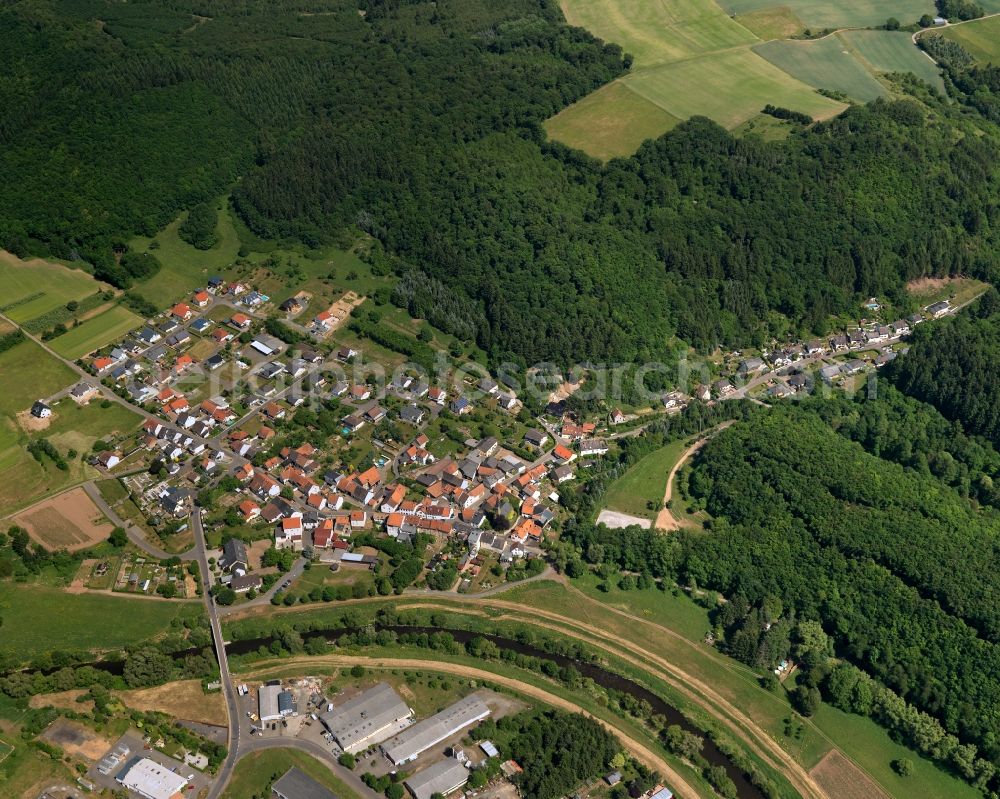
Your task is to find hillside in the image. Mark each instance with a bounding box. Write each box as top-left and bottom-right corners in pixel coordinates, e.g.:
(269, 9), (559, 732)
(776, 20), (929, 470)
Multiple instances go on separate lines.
(3, 0), (1000, 368)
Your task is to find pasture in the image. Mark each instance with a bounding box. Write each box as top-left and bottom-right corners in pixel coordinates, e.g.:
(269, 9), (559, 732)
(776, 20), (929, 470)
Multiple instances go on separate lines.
(839, 30), (946, 93)
(719, 0), (935, 31)
(0, 251), (105, 323)
(754, 37), (888, 102)
(941, 15), (1000, 64)
(544, 81), (680, 160)
(14, 487), (114, 552)
(602, 438), (687, 520)
(622, 49), (846, 129)
(558, 0), (756, 67)
(0, 581), (203, 663)
(48, 304), (142, 359)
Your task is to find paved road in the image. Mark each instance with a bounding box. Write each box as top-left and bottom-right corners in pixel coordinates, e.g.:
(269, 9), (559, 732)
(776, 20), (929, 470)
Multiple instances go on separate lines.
(216, 556), (307, 617)
(191, 508), (243, 799)
(81, 480), (196, 560)
(239, 737), (381, 798)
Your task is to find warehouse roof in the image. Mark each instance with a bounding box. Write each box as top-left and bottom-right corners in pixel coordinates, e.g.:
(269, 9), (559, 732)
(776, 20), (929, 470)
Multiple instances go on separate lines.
(320, 682), (411, 753)
(272, 767), (338, 799)
(382, 695), (490, 765)
(116, 757), (188, 799)
(404, 758), (469, 799)
(259, 684), (282, 721)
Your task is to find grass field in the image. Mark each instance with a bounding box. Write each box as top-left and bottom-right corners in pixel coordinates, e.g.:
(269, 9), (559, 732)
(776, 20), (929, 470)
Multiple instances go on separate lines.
(754, 38), (889, 102)
(734, 6), (805, 39)
(129, 198), (242, 304)
(0, 251), (107, 324)
(559, 0), (757, 66)
(839, 30), (946, 93)
(544, 81), (680, 160)
(719, 0), (935, 30)
(221, 749), (362, 799)
(0, 582), (202, 663)
(48, 305), (142, 359)
(0, 337), (76, 418)
(622, 49), (846, 129)
(940, 15), (1000, 64)
(603, 439), (687, 519)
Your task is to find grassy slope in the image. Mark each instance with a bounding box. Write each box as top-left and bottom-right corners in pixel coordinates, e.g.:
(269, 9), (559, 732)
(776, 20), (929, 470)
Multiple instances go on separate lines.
(753, 37), (889, 103)
(840, 30), (946, 93)
(549, 0), (845, 156)
(624, 48), (846, 128)
(48, 305), (143, 359)
(603, 438), (687, 519)
(544, 81), (681, 161)
(941, 15), (1000, 64)
(0, 252), (105, 323)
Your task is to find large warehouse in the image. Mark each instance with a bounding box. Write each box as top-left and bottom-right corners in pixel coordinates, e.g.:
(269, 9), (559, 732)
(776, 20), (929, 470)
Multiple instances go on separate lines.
(258, 684), (295, 722)
(116, 757), (189, 799)
(381, 694), (490, 766)
(405, 758), (470, 799)
(320, 682), (413, 754)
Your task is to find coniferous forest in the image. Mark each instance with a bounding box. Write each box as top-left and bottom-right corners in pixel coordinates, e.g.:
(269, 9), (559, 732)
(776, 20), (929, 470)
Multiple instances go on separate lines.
(3, 0), (1000, 364)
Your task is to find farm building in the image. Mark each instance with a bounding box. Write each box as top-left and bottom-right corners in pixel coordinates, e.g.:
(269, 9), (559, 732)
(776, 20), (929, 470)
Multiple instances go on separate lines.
(404, 758), (469, 799)
(319, 681), (413, 754)
(116, 757), (188, 799)
(272, 767), (337, 799)
(381, 694), (490, 765)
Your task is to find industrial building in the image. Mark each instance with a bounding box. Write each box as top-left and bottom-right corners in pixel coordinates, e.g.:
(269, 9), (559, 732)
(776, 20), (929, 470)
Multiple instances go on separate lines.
(381, 694), (490, 766)
(404, 758), (470, 799)
(116, 757), (189, 799)
(272, 767), (338, 799)
(259, 684), (295, 722)
(320, 682), (413, 754)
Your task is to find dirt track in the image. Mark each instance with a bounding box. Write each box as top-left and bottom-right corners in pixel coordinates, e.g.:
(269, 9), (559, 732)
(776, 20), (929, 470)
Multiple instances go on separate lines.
(243, 654), (703, 799)
(654, 421), (734, 531)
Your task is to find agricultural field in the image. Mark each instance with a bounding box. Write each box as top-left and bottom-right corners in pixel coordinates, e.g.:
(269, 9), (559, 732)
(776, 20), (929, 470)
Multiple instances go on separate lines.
(544, 81), (680, 160)
(719, 0), (935, 30)
(940, 15), (1000, 64)
(734, 6), (805, 39)
(48, 304), (143, 359)
(754, 37), (889, 102)
(623, 49), (845, 130)
(550, 0), (847, 156)
(13, 487), (114, 552)
(0, 581), (202, 663)
(221, 749), (362, 799)
(602, 438), (687, 520)
(0, 251), (107, 323)
(559, 0), (756, 65)
(839, 30), (946, 93)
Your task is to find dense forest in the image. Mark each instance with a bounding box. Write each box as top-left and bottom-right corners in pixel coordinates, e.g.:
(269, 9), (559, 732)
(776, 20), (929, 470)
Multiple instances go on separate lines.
(889, 294), (1000, 444)
(3, 0), (1000, 364)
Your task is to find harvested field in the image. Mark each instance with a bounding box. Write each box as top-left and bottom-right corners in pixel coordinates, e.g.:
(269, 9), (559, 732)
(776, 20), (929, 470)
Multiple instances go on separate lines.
(41, 719), (111, 762)
(14, 487), (114, 551)
(118, 679), (228, 726)
(809, 749), (890, 799)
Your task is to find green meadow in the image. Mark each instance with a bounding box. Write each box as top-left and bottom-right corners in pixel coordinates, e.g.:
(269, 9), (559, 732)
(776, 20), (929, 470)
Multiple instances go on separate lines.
(48, 305), (143, 359)
(754, 37), (889, 103)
